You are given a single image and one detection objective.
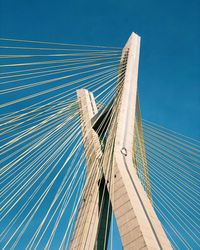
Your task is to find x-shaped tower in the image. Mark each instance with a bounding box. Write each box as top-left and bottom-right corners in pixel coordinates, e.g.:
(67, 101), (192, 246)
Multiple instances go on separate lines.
(70, 33), (172, 250)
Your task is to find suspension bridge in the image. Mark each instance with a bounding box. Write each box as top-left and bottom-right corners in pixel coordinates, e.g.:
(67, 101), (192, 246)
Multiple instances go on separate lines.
(0, 33), (199, 250)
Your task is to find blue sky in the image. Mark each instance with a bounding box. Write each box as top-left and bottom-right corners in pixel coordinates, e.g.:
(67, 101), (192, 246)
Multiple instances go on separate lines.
(0, 0), (199, 137)
(0, 0), (199, 249)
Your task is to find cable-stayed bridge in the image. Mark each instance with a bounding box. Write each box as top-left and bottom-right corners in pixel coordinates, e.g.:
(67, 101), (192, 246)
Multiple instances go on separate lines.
(0, 33), (199, 250)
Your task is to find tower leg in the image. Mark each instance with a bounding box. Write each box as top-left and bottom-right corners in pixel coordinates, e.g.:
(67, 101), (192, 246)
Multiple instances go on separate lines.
(70, 89), (111, 250)
(105, 32), (172, 249)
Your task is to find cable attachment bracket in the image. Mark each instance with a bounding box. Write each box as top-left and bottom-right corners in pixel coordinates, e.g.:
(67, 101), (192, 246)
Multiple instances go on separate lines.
(121, 147), (127, 156)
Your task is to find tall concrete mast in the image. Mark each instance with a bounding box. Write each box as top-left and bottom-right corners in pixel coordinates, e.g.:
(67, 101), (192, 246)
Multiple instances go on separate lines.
(70, 32), (172, 250)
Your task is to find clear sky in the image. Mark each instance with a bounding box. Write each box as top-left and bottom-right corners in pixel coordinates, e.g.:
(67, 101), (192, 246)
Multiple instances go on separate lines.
(0, 0), (199, 139)
(0, 0), (199, 249)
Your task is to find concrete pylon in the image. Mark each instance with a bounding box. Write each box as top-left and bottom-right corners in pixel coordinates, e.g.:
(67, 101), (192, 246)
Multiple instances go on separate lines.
(70, 32), (172, 250)
(70, 89), (111, 250)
